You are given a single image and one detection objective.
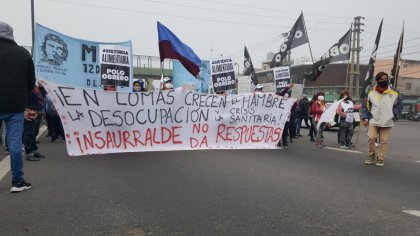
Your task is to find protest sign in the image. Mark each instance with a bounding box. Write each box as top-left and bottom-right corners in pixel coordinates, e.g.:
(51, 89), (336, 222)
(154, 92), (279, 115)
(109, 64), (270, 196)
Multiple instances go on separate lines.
(273, 66), (291, 92)
(211, 58), (236, 93)
(34, 24), (133, 91)
(41, 80), (295, 156)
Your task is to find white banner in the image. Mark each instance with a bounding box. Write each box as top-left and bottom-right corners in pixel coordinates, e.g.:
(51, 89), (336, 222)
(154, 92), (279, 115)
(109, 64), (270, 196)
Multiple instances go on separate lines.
(40, 80), (295, 156)
(317, 99), (344, 130)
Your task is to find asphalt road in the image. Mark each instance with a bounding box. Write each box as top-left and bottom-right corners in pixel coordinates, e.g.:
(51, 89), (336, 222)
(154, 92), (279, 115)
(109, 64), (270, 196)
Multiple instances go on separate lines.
(0, 120), (419, 235)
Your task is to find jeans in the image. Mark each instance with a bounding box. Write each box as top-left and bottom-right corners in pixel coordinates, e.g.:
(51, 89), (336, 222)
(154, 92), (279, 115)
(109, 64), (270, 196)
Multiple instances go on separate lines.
(309, 117), (317, 139)
(314, 120), (325, 144)
(339, 120), (354, 146)
(24, 117), (40, 154)
(0, 112), (24, 183)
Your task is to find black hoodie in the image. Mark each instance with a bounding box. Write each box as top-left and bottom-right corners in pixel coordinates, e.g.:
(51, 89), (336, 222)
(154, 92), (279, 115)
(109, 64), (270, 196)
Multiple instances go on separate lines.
(0, 22), (36, 113)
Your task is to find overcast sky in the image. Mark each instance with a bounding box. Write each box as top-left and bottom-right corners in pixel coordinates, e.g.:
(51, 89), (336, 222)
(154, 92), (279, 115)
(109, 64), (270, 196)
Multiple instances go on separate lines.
(2, 0), (419, 69)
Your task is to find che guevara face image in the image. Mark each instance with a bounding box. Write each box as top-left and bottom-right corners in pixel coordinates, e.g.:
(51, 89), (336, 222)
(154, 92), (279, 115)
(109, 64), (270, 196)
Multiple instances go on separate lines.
(41, 33), (68, 65)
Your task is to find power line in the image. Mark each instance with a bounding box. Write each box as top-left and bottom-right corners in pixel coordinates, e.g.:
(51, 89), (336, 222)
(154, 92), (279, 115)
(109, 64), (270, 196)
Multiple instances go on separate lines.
(51, 0), (290, 28)
(198, 0), (353, 19)
(144, 0), (296, 21)
(145, 0), (352, 26)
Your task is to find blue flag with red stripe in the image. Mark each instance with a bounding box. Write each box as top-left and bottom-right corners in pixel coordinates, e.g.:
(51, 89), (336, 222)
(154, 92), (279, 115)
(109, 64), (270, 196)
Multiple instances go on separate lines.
(157, 21), (202, 77)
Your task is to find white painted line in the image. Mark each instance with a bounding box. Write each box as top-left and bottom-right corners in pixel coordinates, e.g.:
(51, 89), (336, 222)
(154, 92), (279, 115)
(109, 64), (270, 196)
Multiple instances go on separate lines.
(323, 146), (364, 154)
(403, 210), (420, 217)
(415, 161), (420, 163)
(0, 126), (47, 182)
(0, 155), (10, 182)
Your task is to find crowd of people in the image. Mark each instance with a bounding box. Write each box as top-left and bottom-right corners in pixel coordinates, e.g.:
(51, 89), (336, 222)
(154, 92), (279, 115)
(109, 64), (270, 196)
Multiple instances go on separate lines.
(0, 21), (402, 194)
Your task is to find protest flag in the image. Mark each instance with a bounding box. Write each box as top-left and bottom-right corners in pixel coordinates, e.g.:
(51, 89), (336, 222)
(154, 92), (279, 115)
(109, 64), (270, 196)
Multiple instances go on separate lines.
(361, 19), (383, 99)
(243, 46), (258, 85)
(270, 13), (308, 68)
(157, 21), (202, 77)
(304, 28), (351, 82)
(390, 24), (404, 88)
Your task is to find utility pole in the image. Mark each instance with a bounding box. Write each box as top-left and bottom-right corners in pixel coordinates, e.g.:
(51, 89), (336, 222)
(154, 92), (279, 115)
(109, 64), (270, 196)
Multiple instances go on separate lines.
(348, 16), (364, 99)
(31, 0), (35, 56)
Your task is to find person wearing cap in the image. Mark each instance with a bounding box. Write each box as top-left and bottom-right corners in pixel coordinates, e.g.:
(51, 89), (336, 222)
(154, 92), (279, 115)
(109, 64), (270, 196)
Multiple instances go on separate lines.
(162, 77), (173, 90)
(254, 84), (263, 93)
(361, 72), (401, 167)
(0, 22), (36, 192)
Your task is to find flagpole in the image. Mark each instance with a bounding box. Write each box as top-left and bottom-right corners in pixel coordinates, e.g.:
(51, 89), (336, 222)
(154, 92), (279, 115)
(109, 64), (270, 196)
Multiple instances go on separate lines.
(345, 24), (353, 91)
(160, 61), (164, 90)
(301, 11), (316, 86)
(31, 0), (35, 56)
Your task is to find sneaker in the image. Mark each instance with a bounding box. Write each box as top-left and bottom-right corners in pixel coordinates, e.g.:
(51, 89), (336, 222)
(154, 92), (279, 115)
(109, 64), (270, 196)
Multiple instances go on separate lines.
(25, 153), (40, 161)
(297, 134), (303, 137)
(365, 157), (376, 165)
(310, 138), (315, 142)
(340, 145), (347, 149)
(376, 160), (385, 167)
(10, 181), (32, 193)
(375, 142), (380, 147)
(33, 152), (45, 158)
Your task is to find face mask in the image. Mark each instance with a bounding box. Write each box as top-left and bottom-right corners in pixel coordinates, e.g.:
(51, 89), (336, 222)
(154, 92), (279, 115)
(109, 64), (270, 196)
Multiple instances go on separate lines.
(318, 96), (325, 101)
(377, 81), (389, 88)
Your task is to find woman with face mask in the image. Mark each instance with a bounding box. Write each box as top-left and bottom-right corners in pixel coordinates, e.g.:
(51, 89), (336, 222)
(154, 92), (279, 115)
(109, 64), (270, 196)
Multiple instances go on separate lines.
(336, 91), (362, 148)
(311, 92), (326, 147)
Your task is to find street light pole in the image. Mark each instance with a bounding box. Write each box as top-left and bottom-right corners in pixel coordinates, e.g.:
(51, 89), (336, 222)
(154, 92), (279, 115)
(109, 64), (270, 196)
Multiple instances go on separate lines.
(31, 0), (35, 55)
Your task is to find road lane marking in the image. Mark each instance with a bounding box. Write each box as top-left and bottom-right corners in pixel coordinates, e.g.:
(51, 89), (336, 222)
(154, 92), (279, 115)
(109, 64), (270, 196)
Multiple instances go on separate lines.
(0, 126), (47, 182)
(403, 210), (420, 217)
(0, 155), (10, 182)
(415, 161), (420, 163)
(323, 147), (363, 154)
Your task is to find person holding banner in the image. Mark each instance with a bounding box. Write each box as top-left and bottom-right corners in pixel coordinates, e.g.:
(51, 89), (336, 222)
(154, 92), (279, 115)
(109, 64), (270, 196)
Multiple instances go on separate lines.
(311, 92), (327, 148)
(0, 22), (35, 192)
(336, 91), (361, 149)
(361, 72), (401, 167)
(276, 84), (297, 148)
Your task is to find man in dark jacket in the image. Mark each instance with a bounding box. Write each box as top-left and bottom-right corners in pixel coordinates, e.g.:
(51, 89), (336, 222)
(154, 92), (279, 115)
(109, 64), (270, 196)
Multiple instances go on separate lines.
(0, 22), (36, 193)
(296, 94), (310, 137)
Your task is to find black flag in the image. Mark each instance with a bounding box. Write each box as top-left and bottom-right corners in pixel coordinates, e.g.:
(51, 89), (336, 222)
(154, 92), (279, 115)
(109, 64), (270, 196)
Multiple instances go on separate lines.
(390, 25), (404, 88)
(361, 19), (383, 99)
(304, 58), (331, 82)
(243, 46), (258, 85)
(270, 13), (308, 68)
(304, 29), (351, 82)
(323, 29), (351, 63)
